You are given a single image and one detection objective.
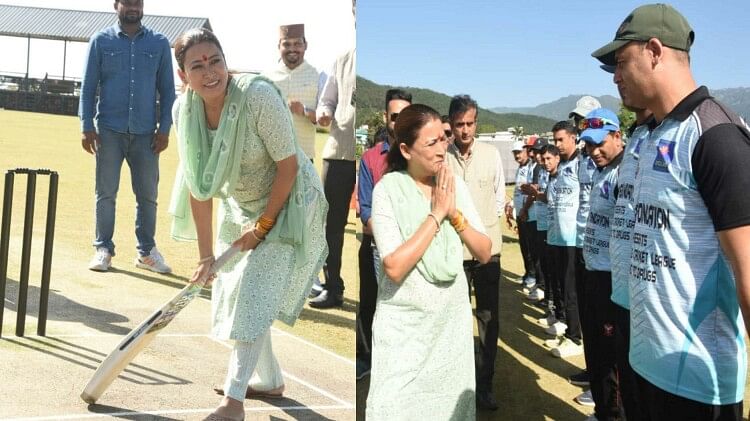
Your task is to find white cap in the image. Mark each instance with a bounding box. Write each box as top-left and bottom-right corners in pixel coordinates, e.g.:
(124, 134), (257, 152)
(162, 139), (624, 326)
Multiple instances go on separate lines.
(512, 140), (525, 152)
(569, 95), (602, 119)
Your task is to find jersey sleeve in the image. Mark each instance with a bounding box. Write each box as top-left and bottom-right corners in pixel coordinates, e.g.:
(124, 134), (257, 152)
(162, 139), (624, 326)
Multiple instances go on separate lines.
(692, 123), (750, 231)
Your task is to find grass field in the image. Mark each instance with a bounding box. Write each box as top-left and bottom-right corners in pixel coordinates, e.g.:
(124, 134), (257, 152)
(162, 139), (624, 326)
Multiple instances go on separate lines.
(2, 108), (749, 421)
(0, 109), (355, 359)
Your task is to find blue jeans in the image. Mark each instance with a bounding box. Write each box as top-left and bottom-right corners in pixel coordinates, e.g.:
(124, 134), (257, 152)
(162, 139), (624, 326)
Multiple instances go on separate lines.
(94, 127), (159, 257)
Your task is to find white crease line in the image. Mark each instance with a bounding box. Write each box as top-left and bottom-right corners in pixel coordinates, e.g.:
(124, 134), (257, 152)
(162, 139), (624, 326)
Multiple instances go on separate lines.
(197, 293), (355, 367)
(3, 405), (352, 421)
(271, 327), (355, 367)
(209, 336), (354, 409)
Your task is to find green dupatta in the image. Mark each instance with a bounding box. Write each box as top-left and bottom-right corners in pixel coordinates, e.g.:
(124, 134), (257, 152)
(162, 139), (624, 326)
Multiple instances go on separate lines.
(379, 171), (463, 284)
(168, 74), (308, 263)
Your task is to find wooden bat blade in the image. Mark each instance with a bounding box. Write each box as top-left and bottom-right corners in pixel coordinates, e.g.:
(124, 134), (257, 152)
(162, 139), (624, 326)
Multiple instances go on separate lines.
(80, 246), (241, 404)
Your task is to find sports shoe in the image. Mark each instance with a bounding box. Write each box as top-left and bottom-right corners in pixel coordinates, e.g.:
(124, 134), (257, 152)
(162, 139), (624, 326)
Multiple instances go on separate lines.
(545, 321), (567, 336)
(523, 276), (537, 289)
(575, 389), (595, 407)
(88, 247), (112, 272)
(356, 358), (371, 380)
(135, 247), (172, 274)
(544, 336), (563, 348)
(527, 288), (544, 301)
(308, 277), (324, 298)
(569, 370), (590, 386)
(551, 337), (584, 358)
(538, 314), (557, 328)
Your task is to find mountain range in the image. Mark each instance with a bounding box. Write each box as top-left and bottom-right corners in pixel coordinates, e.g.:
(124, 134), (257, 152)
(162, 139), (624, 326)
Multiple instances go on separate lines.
(356, 76), (750, 134)
(491, 88), (750, 122)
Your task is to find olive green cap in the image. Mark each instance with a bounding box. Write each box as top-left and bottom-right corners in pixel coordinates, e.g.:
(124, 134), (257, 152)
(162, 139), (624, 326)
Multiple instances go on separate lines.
(592, 3), (694, 66)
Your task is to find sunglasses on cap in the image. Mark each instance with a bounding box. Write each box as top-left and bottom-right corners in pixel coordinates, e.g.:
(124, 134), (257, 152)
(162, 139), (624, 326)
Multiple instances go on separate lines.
(581, 117), (617, 130)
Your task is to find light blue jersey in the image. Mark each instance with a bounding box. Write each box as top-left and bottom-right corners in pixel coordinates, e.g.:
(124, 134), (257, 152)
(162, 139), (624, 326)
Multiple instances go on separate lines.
(512, 161), (532, 218)
(583, 154), (621, 271)
(610, 125), (649, 309)
(527, 162), (538, 222)
(629, 95), (747, 405)
(576, 155), (596, 248)
(536, 169), (549, 231)
(547, 153), (580, 247)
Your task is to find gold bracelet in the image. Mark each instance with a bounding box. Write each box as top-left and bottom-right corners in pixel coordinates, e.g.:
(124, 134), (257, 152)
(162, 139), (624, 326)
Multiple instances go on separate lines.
(197, 255), (215, 265)
(427, 213), (441, 233)
(450, 210), (464, 228)
(250, 229), (265, 242)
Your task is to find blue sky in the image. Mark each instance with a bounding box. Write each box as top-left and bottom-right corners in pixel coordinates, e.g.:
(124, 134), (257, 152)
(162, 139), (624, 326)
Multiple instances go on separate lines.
(357, 0), (750, 108)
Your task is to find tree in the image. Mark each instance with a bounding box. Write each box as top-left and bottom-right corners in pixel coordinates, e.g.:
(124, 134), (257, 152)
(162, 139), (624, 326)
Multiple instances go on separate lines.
(617, 104), (635, 136)
(478, 124), (496, 134)
(363, 110), (385, 144)
(510, 126), (525, 141)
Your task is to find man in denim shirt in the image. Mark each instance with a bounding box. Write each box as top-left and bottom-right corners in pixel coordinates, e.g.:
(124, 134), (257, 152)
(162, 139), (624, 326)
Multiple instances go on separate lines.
(79, 0), (175, 273)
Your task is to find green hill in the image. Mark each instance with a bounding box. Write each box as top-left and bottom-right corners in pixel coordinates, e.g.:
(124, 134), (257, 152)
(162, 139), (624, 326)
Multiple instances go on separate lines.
(356, 76), (556, 135)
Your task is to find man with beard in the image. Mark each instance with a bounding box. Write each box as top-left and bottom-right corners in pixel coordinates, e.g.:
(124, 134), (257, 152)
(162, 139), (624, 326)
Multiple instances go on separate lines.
(80, 0), (175, 273)
(593, 4), (750, 419)
(355, 89), (411, 380)
(447, 95), (505, 411)
(262, 24), (325, 163)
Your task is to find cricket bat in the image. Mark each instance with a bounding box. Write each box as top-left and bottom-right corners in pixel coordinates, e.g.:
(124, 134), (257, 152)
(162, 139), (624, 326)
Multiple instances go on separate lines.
(80, 245), (241, 404)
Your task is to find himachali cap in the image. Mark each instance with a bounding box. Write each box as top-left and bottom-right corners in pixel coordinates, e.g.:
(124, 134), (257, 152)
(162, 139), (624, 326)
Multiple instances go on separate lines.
(512, 140), (525, 152)
(569, 96), (602, 119)
(580, 108), (620, 145)
(592, 3), (694, 66)
(279, 24), (305, 39)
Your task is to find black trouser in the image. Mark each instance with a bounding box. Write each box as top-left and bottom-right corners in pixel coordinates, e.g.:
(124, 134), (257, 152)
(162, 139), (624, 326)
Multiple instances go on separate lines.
(518, 219), (536, 279)
(464, 255), (501, 393)
(532, 228), (548, 290)
(614, 304), (644, 421)
(321, 159), (356, 296)
(635, 371), (743, 421)
(581, 270), (622, 420)
(552, 245), (581, 342)
(356, 234), (377, 360)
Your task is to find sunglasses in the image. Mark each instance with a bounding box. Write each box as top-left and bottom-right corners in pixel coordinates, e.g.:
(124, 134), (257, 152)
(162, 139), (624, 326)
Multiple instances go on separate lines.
(581, 117), (617, 130)
(390, 113), (399, 121)
(444, 130), (453, 138)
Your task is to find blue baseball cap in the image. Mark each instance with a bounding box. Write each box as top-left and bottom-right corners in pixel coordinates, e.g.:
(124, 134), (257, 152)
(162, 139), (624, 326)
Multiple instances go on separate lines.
(580, 108), (620, 145)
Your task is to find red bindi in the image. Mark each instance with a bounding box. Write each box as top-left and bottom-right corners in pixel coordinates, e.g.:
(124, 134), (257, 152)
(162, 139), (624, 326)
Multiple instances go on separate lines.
(202, 54), (208, 62)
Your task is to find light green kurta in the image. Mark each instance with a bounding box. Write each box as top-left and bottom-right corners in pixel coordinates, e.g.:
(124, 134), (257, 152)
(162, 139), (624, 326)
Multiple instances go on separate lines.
(366, 174), (484, 421)
(175, 79), (327, 343)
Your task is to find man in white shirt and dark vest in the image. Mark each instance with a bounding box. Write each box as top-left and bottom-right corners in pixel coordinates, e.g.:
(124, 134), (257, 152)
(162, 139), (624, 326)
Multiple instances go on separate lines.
(447, 95), (505, 411)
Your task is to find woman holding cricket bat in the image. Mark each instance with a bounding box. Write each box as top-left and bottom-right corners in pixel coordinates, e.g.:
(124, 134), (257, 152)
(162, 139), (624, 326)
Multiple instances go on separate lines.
(168, 28), (328, 421)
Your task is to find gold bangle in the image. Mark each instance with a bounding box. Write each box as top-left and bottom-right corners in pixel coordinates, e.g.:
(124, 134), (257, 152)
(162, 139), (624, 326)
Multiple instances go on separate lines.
(427, 213), (441, 233)
(197, 255), (215, 265)
(250, 229), (265, 242)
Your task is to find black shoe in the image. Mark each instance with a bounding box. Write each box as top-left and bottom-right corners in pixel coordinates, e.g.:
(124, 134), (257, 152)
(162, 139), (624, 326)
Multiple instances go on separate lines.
(308, 290), (343, 309)
(568, 370), (590, 386)
(476, 390), (499, 411)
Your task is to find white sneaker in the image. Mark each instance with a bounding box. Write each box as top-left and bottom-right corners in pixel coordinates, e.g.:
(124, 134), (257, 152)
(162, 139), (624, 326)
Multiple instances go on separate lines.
(88, 247), (112, 272)
(527, 288), (544, 301)
(551, 337), (584, 358)
(538, 314), (557, 328)
(545, 321), (568, 336)
(575, 389), (595, 407)
(135, 247), (172, 274)
(523, 276), (537, 289)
